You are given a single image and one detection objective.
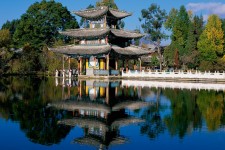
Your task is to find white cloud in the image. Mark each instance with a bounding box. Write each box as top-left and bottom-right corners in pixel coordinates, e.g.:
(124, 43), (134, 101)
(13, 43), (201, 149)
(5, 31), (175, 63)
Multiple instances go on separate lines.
(202, 14), (209, 22)
(186, 2), (225, 19)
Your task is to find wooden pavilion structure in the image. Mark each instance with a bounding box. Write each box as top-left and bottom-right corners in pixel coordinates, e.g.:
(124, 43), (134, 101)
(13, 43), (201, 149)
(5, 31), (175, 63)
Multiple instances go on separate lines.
(49, 6), (149, 76)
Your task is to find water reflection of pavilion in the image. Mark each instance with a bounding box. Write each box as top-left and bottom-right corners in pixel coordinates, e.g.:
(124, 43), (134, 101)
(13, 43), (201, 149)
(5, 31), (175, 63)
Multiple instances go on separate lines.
(50, 80), (154, 149)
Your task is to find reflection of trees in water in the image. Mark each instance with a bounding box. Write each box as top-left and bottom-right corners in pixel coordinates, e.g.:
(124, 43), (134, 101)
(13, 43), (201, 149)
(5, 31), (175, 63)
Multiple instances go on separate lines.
(163, 88), (225, 138)
(0, 77), (73, 145)
(163, 89), (202, 138)
(140, 105), (166, 139)
(140, 87), (156, 100)
(197, 91), (224, 131)
(12, 101), (71, 145)
(140, 88), (166, 139)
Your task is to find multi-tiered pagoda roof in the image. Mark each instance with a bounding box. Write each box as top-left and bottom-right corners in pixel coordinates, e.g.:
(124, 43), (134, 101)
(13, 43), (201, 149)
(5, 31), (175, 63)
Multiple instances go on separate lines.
(49, 44), (111, 57)
(59, 28), (143, 39)
(73, 6), (132, 20)
(50, 5), (149, 58)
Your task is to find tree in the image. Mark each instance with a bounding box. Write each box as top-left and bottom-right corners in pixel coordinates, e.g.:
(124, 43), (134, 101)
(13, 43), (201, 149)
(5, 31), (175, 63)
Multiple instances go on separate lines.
(197, 14), (224, 71)
(164, 6), (190, 69)
(13, 0), (79, 49)
(174, 48), (179, 69)
(1, 20), (20, 47)
(172, 6), (190, 68)
(164, 8), (178, 68)
(140, 4), (167, 71)
(1, 19), (20, 38)
(221, 19), (225, 51)
(184, 15), (204, 69)
(0, 29), (11, 48)
(96, 0), (118, 9)
(0, 29), (12, 74)
(19, 44), (42, 73)
(150, 55), (160, 68)
(164, 8), (178, 31)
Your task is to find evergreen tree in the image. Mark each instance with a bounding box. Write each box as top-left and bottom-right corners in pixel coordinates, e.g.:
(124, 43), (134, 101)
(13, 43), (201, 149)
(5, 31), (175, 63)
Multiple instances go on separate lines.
(197, 14), (224, 71)
(185, 15), (204, 69)
(164, 8), (178, 31)
(140, 3), (167, 71)
(172, 6), (190, 68)
(164, 6), (190, 69)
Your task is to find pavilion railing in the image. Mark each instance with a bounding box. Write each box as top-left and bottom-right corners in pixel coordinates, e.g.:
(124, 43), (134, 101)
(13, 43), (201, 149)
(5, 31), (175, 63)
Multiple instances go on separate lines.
(110, 70), (120, 76)
(93, 69), (120, 76)
(94, 69), (109, 76)
(122, 70), (225, 79)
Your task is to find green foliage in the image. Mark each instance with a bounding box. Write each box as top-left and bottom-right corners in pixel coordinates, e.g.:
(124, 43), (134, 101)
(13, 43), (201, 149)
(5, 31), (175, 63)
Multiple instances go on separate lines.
(13, 0), (79, 49)
(19, 44), (42, 73)
(222, 19), (225, 52)
(0, 29), (11, 48)
(165, 6), (190, 69)
(150, 55), (159, 67)
(174, 48), (179, 69)
(96, 0), (118, 9)
(0, 29), (12, 74)
(163, 45), (175, 67)
(140, 4), (167, 42)
(140, 3), (167, 71)
(0, 48), (13, 74)
(164, 8), (178, 31)
(172, 6), (190, 59)
(184, 15), (203, 69)
(163, 89), (202, 138)
(1, 20), (20, 47)
(197, 14), (224, 71)
(1, 19), (20, 37)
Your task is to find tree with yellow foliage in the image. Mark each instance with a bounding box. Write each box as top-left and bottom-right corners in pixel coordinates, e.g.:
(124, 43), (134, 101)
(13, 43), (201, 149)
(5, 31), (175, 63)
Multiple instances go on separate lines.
(197, 14), (224, 71)
(0, 29), (10, 48)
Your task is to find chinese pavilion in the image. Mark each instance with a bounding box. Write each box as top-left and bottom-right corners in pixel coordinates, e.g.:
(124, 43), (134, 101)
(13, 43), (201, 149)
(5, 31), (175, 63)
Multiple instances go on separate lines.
(49, 6), (149, 76)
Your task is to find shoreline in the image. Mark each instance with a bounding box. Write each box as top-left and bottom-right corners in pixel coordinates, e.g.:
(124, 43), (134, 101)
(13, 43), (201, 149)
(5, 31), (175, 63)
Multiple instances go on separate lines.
(77, 75), (225, 83)
(1, 74), (225, 83)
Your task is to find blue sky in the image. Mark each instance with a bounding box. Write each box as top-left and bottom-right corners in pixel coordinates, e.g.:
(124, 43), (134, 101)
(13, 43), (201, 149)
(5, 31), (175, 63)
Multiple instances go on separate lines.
(1, 0), (225, 45)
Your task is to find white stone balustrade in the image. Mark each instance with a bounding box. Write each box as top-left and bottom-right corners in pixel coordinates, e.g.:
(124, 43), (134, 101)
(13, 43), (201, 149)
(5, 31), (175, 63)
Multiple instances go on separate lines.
(122, 80), (225, 91)
(122, 70), (225, 79)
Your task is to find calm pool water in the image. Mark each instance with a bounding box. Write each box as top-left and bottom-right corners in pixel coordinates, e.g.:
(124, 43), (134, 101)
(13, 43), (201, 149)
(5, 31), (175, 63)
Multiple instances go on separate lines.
(0, 77), (225, 150)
